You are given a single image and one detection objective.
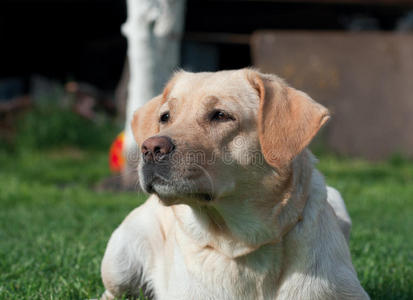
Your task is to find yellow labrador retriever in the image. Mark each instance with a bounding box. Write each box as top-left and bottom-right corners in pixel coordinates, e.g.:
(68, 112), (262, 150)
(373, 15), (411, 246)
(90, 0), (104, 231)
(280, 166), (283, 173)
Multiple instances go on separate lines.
(100, 69), (369, 299)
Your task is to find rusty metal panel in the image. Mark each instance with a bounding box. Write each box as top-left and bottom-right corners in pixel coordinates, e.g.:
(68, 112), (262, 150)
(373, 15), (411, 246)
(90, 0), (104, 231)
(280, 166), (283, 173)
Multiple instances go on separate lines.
(251, 31), (413, 159)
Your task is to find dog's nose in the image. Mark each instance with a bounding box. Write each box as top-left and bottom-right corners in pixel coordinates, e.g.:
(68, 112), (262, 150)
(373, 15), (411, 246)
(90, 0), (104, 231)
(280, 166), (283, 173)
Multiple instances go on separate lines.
(141, 136), (175, 162)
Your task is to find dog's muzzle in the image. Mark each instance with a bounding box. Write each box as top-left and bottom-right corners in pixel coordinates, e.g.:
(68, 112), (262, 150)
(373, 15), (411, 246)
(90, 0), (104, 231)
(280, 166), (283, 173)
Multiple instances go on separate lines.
(140, 136), (175, 193)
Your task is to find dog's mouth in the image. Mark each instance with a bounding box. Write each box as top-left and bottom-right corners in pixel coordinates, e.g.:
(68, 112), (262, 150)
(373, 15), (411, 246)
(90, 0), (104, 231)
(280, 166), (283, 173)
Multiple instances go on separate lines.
(140, 159), (215, 204)
(144, 176), (162, 194)
(143, 175), (215, 205)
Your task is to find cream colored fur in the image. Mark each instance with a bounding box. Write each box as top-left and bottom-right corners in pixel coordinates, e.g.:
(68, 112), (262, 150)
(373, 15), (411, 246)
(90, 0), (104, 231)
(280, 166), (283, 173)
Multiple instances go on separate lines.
(100, 69), (369, 300)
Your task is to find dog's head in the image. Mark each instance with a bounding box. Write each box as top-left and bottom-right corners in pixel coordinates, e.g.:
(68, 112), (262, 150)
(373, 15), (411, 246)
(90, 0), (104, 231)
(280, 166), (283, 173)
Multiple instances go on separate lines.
(132, 69), (329, 206)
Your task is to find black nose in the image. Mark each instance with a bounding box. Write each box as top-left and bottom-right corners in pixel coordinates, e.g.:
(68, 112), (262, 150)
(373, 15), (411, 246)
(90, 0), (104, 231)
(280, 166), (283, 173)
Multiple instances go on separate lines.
(141, 136), (175, 163)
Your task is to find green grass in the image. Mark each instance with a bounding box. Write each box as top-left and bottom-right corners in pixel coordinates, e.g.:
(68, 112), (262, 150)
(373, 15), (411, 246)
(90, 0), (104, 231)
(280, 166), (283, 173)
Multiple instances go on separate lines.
(0, 148), (145, 299)
(317, 155), (413, 299)
(0, 147), (412, 299)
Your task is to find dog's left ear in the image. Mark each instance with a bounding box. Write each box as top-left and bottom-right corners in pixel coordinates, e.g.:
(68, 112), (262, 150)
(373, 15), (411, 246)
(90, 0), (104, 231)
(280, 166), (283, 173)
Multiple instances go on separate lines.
(247, 70), (330, 170)
(131, 95), (162, 146)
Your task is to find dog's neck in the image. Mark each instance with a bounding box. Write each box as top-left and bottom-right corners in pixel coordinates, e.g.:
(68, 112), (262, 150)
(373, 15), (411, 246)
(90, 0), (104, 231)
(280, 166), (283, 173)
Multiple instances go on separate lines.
(172, 150), (316, 258)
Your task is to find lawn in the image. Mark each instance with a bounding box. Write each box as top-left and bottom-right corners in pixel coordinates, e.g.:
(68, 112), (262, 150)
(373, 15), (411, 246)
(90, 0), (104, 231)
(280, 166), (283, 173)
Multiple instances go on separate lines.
(0, 147), (412, 299)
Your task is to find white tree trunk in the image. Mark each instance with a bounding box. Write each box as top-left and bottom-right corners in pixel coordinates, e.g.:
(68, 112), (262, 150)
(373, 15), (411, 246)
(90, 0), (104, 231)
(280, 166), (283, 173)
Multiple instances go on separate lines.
(122, 0), (186, 187)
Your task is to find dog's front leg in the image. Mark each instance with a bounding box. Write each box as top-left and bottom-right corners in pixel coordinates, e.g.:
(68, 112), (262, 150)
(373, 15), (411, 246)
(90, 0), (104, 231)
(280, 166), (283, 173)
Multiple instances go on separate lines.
(100, 198), (163, 299)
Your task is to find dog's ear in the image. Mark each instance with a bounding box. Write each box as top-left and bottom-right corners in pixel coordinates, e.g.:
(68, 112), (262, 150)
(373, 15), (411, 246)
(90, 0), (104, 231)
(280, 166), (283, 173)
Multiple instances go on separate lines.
(131, 95), (163, 146)
(247, 70), (330, 170)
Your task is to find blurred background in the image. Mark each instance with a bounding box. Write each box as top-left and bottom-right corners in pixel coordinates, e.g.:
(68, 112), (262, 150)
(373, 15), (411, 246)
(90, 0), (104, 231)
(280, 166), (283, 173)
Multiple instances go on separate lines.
(1, 1), (412, 299)
(2, 0), (413, 159)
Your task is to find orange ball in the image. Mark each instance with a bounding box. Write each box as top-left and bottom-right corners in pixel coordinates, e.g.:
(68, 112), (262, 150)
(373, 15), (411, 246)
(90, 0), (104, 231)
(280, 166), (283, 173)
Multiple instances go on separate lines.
(109, 132), (125, 173)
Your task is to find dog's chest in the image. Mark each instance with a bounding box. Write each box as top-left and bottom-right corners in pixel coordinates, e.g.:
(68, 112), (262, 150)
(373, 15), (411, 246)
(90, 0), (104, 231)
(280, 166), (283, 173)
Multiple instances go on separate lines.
(153, 228), (282, 300)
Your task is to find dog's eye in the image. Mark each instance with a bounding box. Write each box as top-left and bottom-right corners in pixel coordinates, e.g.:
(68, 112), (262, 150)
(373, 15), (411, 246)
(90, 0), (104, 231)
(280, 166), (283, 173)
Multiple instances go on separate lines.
(159, 112), (170, 123)
(210, 110), (234, 122)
